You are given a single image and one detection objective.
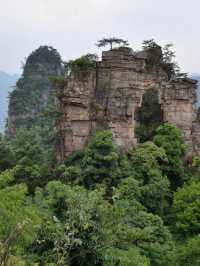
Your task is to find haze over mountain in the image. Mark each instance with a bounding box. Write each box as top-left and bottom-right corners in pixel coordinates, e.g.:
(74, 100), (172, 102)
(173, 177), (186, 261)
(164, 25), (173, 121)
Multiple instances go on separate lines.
(0, 71), (18, 132)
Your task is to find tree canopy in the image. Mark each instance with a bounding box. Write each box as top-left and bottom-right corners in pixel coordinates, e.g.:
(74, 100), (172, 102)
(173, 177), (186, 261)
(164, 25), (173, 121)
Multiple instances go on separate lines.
(0, 120), (198, 265)
(96, 38), (129, 50)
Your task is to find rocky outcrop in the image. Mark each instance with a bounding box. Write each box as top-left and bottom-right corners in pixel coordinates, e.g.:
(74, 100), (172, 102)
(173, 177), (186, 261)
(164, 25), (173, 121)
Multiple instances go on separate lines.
(55, 47), (199, 161)
(7, 46), (63, 135)
(161, 79), (197, 154)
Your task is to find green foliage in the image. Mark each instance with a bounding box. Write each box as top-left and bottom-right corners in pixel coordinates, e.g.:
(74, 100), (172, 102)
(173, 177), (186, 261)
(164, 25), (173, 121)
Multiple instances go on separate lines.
(82, 130), (121, 189)
(55, 150), (85, 185)
(96, 37), (129, 50)
(174, 236), (200, 266)
(30, 181), (106, 265)
(142, 39), (163, 69)
(128, 142), (170, 216)
(102, 247), (150, 266)
(13, 164), (43, 194)
(28, 180), (173, 266)
(0, 170), (41, 263)
(11, 128), (44, 165)
(102, 198), (174, 266)
(64, 54), (98, 76)
(1, 120), (198, 265)
(0, 168), (15, 189)
(135, 88), (163, 142)
(173, 181), (200, 239)
(114, 176), (142, 205)
(64, 149), (85, 167)
(154, 123), (186, 190)
(192, 155), (200, 181)
(0, 184), (40, 245)
(7, 46), (63, 165)
(2, 40), (198, 265)
(8, 127), (55, 193)
(142, 39), (185, 78)
(8, 46), (62, 125)
(59, 165), (82, 184)
(0, 134), (14, 173)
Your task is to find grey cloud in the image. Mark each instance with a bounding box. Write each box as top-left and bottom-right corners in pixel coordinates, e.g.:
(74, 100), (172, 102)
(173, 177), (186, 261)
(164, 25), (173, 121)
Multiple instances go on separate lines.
(0, 0), (199, 74)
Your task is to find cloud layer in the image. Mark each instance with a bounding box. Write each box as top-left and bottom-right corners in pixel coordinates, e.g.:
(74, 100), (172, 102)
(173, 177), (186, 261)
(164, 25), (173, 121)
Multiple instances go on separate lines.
(0, 0), (199, 74)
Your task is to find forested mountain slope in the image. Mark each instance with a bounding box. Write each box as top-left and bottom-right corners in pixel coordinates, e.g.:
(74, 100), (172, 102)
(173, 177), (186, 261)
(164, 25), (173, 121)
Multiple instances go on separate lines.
(7, 46), (63, 135)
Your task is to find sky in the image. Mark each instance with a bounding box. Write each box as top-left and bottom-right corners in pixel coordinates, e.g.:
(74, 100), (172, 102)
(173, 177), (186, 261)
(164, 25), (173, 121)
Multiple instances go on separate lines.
(0, 0), (199, 75)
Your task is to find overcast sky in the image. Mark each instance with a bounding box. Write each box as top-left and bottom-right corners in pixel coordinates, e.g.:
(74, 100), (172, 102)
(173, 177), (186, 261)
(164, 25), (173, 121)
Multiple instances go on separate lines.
(0, 0), (199, 74)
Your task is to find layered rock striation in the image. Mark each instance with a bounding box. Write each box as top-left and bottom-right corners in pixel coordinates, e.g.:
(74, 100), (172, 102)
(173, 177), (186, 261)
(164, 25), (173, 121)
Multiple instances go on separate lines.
(55, 47), (199, 161)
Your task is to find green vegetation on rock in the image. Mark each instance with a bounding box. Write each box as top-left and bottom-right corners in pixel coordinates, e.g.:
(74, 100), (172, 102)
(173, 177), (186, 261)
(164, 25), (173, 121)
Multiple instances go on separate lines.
(7, 46), (63, 132)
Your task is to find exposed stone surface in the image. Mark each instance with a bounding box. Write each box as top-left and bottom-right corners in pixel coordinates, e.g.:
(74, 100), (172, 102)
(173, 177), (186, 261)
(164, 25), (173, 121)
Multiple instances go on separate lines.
(55, 47), (199, 161)
(161, 79), (197, 155)
(55, 71), (95, 160)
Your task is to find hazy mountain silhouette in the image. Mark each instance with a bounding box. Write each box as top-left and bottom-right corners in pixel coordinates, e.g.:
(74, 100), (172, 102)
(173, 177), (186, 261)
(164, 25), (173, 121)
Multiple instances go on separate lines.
(0, 71), (18, 132)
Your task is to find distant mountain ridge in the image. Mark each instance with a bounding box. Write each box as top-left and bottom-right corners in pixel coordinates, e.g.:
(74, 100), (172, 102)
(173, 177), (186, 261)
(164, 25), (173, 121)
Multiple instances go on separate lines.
(0, 71), (18, 132)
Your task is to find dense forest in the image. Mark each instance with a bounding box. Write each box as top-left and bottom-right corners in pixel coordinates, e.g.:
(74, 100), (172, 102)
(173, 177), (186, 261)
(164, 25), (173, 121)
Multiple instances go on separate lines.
(1, 123), (200, 265)
(0, 40), (200, 266)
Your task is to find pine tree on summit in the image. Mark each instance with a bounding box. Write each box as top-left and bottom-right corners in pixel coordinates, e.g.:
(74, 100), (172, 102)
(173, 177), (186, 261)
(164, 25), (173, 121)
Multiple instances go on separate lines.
(96, 37), (129, 50)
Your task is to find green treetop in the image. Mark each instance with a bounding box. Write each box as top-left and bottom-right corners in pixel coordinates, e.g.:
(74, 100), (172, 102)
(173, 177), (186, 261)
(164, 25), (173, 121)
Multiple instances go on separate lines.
(96, 37), (129, 50)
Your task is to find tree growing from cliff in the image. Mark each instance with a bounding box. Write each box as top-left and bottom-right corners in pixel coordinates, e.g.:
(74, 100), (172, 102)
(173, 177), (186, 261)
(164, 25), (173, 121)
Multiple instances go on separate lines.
(142, 39), (187, 78)
(64, 53), (98, 75)
(96, 37), (129, 50)
(142, 39), (163, 68)
(142, 40), (176, 64)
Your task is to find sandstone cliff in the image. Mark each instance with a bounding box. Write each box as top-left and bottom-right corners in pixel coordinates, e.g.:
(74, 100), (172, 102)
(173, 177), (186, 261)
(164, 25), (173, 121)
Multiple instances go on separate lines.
(55, 47), (199, 161)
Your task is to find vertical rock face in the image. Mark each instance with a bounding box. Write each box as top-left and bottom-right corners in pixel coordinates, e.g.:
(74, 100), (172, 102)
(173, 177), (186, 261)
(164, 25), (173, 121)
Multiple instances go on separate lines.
(161, 79), (197, 154)
(55, 47), (199, 161)
(94, 48), (144, 148)
(55, 71), (95, 160)
(7, 46), (63, 135)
